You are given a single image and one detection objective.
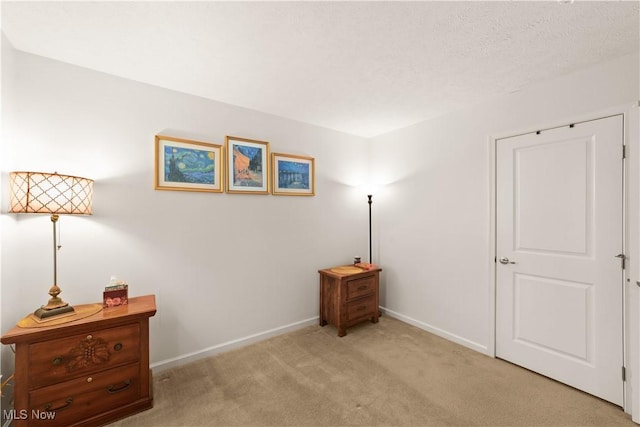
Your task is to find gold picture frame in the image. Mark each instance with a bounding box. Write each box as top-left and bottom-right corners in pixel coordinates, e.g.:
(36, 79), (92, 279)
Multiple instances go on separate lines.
(155, 135), (224, 193)
(271, 153), (315, 196)
(225, 136), (270, 194)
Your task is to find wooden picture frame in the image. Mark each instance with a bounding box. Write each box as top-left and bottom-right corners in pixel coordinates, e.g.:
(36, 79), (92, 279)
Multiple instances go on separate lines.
(155, 135), (223, 193)
(271, 153), (315, 196)
(225, 136), (270, 194)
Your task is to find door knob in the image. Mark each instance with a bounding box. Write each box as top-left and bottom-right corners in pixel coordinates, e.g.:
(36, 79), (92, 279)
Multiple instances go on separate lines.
(499, 257), (516, 265)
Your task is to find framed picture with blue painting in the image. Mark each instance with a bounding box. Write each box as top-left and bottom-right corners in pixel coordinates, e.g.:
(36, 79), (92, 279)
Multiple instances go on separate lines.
(225, 136), (270, 194)
(154, 135), (223, 193)
(271, 152), (315, 196)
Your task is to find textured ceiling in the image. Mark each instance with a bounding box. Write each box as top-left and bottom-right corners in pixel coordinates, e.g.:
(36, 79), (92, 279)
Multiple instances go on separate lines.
(2, 1), (639, 138)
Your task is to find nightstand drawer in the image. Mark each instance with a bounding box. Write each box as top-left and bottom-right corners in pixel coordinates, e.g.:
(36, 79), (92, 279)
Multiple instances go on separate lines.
(346, 295), (375, 321)
(28, 362), (140, 426)
(28, 323), (140, 389)
(346, 276), (375, 300)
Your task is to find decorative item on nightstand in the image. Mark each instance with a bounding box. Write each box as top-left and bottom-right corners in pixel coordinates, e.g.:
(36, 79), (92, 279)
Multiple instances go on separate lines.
(9, 171), (94, 321)
(104, 276), (129, 307)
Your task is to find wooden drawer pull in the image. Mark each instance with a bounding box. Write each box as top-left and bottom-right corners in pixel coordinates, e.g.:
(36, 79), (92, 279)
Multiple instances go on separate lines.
(357, 285), (368, 291)
(108, 379), (131, 394)
(52, 356), (63, 366)
(357, 305), (367, 311)
(113, 342), (123, 351)
(44, 397), (73, 412)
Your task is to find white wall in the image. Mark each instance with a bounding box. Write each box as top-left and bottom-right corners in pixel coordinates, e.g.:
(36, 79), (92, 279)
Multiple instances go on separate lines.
(0, 42), (371, 375)
(0, 32), (17, 418)
(370, 52), (639, 410)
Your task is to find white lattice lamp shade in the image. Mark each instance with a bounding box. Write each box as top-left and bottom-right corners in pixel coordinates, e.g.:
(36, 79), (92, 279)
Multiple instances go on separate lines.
(9, 172), (93, 215)
(8, 171), (94, 323)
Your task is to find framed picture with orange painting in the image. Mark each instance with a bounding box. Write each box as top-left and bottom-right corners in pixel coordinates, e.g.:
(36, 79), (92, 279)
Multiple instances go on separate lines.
(225, 136), (270, 194)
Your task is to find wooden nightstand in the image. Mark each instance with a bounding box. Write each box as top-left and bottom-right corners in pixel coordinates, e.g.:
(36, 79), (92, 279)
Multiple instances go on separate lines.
(1, 294), (156, 427)
(318, 266), (381, 337)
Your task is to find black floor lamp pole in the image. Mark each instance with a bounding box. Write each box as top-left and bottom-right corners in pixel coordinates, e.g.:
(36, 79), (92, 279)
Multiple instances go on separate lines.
(368, 194), (372, 264)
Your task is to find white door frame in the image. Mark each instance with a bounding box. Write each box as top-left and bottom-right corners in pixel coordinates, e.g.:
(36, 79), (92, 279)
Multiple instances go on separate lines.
(488, 103), (640, 419)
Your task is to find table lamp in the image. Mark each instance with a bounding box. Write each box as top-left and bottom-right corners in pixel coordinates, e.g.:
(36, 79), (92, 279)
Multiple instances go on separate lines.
(9, 171), (93, 319)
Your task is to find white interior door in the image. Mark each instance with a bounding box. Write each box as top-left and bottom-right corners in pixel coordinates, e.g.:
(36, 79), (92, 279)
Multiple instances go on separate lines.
(496, 115), (624, 405)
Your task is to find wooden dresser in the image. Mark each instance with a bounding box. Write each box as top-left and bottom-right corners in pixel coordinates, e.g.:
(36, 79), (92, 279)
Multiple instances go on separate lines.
(1, 294), (157, 427)
(318, 265), (381, 337)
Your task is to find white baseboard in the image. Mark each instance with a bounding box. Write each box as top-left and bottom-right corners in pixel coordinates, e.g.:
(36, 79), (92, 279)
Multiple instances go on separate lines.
(150, 316), (319, 373)
(380, 306), (489, 355)
(150, 310), (490, 373)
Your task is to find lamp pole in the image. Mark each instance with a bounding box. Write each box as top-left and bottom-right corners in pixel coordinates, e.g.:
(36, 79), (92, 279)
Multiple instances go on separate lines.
(368, 194), (372, 264)
(52, 214), (59, 288)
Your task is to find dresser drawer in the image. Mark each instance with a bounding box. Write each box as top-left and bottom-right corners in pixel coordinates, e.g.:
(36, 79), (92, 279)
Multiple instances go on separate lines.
(346, 295), (376, 321)
(28, 323), (140, 389)
(346, 276), (375, 300)
(28, 362), (140, 426)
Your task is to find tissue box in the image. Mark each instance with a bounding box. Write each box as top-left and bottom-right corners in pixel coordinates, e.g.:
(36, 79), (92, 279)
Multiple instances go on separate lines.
(103, 286), (128, 307)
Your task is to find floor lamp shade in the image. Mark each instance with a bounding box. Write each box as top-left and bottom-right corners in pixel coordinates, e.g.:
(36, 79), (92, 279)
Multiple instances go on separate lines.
(9, 172), (93, 215)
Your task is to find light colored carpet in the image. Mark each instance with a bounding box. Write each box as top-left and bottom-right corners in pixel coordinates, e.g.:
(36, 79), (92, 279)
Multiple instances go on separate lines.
(109, 316), (634, 426)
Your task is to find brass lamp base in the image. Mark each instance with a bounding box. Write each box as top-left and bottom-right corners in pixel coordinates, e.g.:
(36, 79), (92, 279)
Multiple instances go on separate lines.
(33, 284), (75, 319)
(34, 304), (75, 319)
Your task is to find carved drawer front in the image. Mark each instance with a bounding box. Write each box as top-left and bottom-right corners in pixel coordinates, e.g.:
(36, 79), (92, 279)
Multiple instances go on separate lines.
(28, 362), (140, 427)
(346, 276), (375, 301)
(346, 295), (375, 321)
(28, 323), (140, 389)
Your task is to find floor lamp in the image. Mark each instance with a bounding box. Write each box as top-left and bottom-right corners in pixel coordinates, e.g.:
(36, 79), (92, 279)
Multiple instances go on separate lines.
(9, 171), (94, 320)
(368, 194), (372, 264)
